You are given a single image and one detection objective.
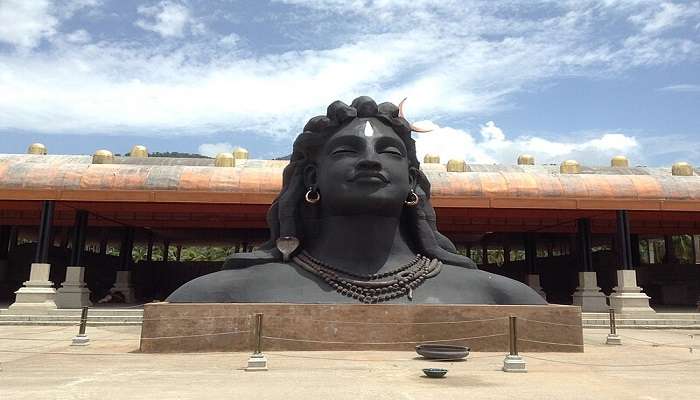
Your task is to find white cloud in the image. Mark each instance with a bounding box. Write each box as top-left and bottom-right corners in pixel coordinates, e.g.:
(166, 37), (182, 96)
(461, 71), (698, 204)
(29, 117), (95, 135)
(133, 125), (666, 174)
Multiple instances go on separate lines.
(0, 0), (57, 50)
(198, 142), (233, 157)
(0, 0), (697, 144)
(136, 1), (200, 38)
(65, 29), (91, 44)
(658, 84), (700, 92)
(414, 121), (640, 166)
(629, 2), (700, 34)
(219, 33), (240, 47)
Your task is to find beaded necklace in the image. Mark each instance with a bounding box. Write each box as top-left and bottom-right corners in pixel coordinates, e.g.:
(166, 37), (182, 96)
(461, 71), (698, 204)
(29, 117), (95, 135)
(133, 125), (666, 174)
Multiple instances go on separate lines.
(293, 250), (442, 303)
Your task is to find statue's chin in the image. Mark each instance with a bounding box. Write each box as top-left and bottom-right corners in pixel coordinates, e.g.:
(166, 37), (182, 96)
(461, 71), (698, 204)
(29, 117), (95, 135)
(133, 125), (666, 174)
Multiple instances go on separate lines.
(322, 197), (405, 217)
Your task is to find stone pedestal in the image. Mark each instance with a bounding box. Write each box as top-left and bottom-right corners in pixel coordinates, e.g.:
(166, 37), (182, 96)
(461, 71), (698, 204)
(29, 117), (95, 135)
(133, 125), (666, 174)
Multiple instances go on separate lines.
(245, 353), (268, 371)
(110, 271), (136, 303)
(71, 334), (90, 346)
(609, 270), (655, 315)
(605, 334), (622, 345)
(526, 274), (546, 300)
(502, 355), (527, 373)
(56, 266), (92, 309)
(7, 263), (56, 314)
(571, 272), (608, 312)
(140, 303), (583, 353)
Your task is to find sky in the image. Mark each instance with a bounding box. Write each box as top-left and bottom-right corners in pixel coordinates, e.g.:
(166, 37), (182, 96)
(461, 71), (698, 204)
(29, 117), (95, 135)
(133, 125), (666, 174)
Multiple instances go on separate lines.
(0, 0), (699, 166)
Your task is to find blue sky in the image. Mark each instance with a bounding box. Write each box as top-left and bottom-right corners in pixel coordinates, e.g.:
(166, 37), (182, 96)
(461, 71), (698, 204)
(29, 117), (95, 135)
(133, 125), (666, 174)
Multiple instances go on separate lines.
(0, 0), (699, 166)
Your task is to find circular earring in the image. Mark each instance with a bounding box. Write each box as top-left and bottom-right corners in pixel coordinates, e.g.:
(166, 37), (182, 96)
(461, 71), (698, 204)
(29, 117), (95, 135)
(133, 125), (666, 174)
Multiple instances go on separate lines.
(405, 190), (419, 206)
(305, 187), (320, 204)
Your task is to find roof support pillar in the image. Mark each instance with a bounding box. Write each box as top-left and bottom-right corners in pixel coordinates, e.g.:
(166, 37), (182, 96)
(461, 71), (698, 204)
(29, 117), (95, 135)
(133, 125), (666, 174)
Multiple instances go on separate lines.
(34, 200), (55, 264)
(524, 233), (546, 300)
(0, 225), (11, 286)
(56, 210), (92, 308)
(610, 210), (654, 314)
(8, 200), (57, 313)
(572, 217), (607, 312)
(110, 227), (136, 303)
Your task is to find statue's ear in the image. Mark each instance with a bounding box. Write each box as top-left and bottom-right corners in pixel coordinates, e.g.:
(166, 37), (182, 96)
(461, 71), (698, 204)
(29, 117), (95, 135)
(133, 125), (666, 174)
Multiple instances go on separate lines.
(408, 166), (419, 192)
(303, 163), (318, 188)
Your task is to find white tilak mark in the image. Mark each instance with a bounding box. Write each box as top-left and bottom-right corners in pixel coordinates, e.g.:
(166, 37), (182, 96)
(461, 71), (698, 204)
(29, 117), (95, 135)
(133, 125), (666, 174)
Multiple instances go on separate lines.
(364, 121), (374, 137)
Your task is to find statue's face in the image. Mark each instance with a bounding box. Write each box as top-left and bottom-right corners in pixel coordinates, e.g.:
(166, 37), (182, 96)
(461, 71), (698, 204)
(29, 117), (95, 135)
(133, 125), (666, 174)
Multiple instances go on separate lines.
(312, 117), (414, 217)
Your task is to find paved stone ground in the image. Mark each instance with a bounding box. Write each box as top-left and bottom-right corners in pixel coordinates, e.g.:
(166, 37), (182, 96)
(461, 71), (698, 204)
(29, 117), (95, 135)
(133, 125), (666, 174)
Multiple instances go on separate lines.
(0, 325), (698, 400)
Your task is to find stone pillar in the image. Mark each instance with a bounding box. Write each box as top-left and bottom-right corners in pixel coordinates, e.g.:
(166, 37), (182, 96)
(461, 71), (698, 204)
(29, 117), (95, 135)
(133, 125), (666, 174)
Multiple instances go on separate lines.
(8, 201), (57, 313)
(609, 210), (654, 315)
(0, 226), (10, 291)
(694, 235), (700, 310)
(56, 266), (92, 308)
(110, 227), (136, 303)
(56, 210), (91, 308)
(524, 233), (546, 300)
(609, 270), (654, 314)
(572, 271), (608, 312)
(572, 218), (607, 311)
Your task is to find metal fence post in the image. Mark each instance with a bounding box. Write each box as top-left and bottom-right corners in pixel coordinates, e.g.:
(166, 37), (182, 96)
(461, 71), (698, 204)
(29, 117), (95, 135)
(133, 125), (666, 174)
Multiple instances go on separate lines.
(245, 313), (268, 371)
(503, 315), (527, 372)
(606, 308), (622, 345)
(71, 306), (90, 346)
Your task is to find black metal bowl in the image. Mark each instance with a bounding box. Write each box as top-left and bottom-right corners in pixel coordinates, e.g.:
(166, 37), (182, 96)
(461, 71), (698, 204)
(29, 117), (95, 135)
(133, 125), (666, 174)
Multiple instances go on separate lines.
(422, 368), (448, 378)
(415, 344), (470, 360)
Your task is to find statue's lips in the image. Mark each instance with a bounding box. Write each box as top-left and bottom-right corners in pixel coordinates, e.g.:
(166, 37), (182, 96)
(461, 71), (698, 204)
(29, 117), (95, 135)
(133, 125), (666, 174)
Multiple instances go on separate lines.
(349, 171), (389, 183)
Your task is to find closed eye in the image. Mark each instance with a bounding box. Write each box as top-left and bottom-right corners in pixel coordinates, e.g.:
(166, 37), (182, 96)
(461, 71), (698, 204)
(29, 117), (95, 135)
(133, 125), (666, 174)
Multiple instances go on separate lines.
(331, 147), (358, 156)
(379, 146), (404, 157)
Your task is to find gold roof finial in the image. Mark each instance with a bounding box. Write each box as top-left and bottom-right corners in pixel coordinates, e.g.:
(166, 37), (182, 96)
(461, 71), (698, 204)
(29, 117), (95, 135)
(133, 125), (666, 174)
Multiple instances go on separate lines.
(672, 162), (694, 176)
(517, 154), (535, 165)
(560, 160), (581, 174)
(130, 145), (148, 158)
(611, 155), (629, 168)
(232, 147), (249, 161)
(27, 143), (47, 155)
(92, 149), (114, 164)
(215, 152), (235, 167)
(446, 159), (467, 172)
(423, 153), (440, 164)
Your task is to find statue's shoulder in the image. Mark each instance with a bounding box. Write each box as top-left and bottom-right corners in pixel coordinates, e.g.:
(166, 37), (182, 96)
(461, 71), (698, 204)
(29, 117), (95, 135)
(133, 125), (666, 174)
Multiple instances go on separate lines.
(166, 262), (295, 303)
(435, 264), (546, 305)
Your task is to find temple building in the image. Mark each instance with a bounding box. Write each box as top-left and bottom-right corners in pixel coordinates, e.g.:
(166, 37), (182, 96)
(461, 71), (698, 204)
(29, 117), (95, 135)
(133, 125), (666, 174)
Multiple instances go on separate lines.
(1, 144), (699, 312)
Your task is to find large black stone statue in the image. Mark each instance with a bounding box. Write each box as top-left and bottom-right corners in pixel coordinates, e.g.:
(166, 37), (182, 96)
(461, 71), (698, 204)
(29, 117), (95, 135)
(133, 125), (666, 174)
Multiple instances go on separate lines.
(168, 97), (545, 304)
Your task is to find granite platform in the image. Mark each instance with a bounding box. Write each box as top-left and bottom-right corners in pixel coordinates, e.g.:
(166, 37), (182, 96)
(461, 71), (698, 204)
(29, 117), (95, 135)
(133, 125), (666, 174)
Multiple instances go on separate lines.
(139, 303), (583, 353)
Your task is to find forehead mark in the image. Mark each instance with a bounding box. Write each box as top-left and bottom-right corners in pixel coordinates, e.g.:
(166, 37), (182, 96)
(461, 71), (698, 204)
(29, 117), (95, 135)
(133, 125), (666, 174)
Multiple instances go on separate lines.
(363, 121), (374, 137)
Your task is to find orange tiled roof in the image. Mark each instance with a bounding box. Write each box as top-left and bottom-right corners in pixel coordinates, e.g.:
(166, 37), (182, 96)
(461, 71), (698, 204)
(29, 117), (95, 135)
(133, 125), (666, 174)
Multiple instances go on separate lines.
(0, 154), (699, 211)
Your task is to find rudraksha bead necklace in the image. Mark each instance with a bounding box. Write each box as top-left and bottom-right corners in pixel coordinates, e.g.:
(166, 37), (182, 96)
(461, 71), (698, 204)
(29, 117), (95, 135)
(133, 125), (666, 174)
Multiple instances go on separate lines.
(293, 250), (442, 303)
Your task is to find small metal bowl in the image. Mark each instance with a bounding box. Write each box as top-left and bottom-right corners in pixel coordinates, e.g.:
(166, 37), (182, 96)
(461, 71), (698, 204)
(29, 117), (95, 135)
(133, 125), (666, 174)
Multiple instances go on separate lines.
(422, 368), (448, 378)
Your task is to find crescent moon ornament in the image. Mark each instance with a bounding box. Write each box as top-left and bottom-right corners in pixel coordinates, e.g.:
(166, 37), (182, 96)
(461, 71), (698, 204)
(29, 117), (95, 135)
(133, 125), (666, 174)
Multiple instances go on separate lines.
(397, 97), (433, 133)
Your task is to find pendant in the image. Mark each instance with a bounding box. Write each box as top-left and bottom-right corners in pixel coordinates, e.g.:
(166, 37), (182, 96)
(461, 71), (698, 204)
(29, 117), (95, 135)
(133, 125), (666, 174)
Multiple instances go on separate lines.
(408, 287), (413, 301)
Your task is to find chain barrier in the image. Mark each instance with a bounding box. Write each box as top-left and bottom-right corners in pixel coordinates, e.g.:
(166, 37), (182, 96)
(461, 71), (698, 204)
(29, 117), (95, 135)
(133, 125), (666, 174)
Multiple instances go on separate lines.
(261, 332), (506, 346)
(141, 315), (253, 322)
(516, 317), (582, 328)
(260, 315), (509, 326)
(517, 338), (584, 348)
(522, 353), (700, 368)
(141, 330), (252, 341)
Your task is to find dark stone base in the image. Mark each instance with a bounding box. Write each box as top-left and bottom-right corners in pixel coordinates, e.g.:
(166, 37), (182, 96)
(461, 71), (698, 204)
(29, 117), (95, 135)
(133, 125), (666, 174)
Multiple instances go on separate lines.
(139, 303), (583, 353)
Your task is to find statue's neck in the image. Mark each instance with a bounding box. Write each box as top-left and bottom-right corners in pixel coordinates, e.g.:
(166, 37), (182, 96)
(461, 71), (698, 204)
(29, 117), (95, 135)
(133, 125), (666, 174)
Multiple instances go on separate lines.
(304, 215), (415, 275)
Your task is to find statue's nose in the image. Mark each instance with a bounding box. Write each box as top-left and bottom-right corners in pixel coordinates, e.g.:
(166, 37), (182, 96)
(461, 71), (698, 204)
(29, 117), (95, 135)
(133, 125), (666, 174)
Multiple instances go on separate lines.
(356, 158), (382, 171)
